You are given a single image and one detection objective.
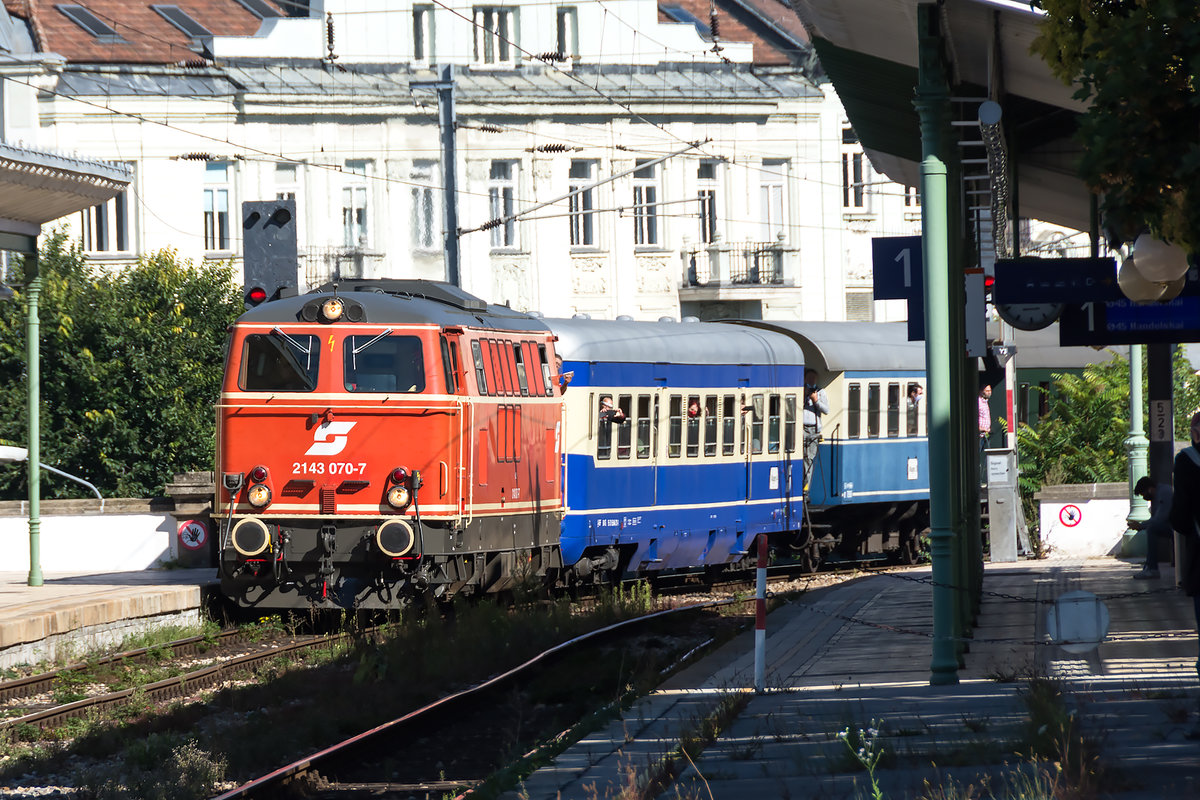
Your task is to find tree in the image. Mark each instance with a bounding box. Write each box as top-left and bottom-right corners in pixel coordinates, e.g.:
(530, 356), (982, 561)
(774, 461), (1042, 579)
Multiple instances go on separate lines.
(1032, 2), (1200, 250)
(0, 233), (242, 499)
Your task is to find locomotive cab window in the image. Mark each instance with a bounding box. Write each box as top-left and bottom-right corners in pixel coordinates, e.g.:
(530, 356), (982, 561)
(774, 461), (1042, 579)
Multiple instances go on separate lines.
(344, 334), (425, 393)
(441, 337), (457, 394)
(513, 343), (529, 395)
(538, 344), (553, 394)
(239, 332), (319, 391)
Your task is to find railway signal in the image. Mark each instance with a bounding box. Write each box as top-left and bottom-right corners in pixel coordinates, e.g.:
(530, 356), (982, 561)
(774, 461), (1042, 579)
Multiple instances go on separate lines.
(242, 199), (298, 308)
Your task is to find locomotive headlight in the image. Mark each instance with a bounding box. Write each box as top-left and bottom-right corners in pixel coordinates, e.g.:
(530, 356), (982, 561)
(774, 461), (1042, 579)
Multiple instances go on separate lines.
(247, 483), (272, 508)
(386, 484), (411, 509)
(322, 298), (345, 321)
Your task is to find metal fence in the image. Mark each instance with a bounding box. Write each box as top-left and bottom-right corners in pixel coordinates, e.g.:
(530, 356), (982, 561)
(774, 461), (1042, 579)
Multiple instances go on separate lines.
(683, 241), (784, 287)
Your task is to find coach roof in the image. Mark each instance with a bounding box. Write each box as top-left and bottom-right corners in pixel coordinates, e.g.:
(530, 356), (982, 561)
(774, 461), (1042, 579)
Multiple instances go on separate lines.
(733, 321), (925, 373)
(547, 318), (803, 366)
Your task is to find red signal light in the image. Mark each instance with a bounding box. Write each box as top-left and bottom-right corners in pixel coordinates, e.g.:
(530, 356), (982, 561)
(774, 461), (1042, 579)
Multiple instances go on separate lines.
(247, 286), (268, 305)
(984, 275), (996, 289)
(390, 467), (409, 485)
(249, 465), (269, 483)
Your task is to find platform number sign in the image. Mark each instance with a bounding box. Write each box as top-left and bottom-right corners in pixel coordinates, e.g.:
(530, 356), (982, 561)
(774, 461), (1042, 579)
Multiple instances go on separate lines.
(1149, 400), (1173, 442)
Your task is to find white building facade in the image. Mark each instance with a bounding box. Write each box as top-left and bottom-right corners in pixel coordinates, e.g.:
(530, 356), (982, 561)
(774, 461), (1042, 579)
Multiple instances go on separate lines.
(23, 0), (922, 322)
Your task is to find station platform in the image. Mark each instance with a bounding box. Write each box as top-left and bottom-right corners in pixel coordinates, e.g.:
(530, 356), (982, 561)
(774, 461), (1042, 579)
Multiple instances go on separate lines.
(506, 557), (1200, 800)
(0, 568), (218, 669)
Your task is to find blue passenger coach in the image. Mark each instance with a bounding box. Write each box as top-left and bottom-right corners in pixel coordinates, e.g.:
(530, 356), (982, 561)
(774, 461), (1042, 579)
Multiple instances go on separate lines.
(548, 318), (805, 581)
(734, 321), (930, 564)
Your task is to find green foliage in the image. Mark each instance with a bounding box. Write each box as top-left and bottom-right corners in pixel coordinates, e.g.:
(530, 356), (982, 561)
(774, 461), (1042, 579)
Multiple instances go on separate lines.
(1017, 349), (1200, 501)
(0, 233), (241, 498)
(1031, 2), (1200, 250)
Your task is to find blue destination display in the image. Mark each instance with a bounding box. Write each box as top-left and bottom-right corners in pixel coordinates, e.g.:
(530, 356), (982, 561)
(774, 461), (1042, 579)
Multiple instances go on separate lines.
(993, 257), (1118, 304)
(1060, 296), (1200, 346)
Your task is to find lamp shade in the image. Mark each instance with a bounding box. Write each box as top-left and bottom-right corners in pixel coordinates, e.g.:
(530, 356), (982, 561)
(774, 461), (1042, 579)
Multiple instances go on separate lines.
(1159, 273), (1187, 302)
(1131, 234), (1190, 282)
(1117, 254), (1167, 303)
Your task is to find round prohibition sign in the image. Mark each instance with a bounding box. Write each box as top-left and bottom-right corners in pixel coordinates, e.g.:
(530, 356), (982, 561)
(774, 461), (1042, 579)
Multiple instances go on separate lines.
(178, 519), (209, 550)
(1059, 504), (1082, 528)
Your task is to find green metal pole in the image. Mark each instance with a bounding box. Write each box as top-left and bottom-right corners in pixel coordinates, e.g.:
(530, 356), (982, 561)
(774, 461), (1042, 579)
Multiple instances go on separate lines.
(1124, 344), (1149, 556)
(914, 3), (958, 684)
(26, 251), (41, 587)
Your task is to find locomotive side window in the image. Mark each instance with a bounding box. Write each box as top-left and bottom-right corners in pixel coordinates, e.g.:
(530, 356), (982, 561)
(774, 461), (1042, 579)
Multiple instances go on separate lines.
(636, 395), (651, 459)
(847, 383), (861, 438)
(704, 395), (717, 457)
(522, 342), (542, 396)
(513, 343), (529, 396)
(721, 395), (735, 455)
(686, 394), (701, 457)
(886, 382), (900, 437)
(784, 394), (797, 452)
(867, 383), (881, 438)
(471, 340), (489, 395)
(538, 344), (553, 394)
(440, 337), (457, 394)
(767, 394), (781, 453)
(344, 334), (425, 393)
(751, 394), (764, 454)
(483, 340), (501, 395)
(239, 332), (319, 392)
(668, 395), (682, 458)
(617, 394), (632, 458)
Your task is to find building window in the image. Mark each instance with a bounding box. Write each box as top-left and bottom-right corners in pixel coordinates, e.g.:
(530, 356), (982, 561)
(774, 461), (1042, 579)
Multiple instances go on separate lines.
(697, 159), (719, 243)
(845, 290), (874, 321)
(569, 159), (597, 247)
(905, 185), (921, 207)
(488, 160), (518, 249)
(473, 7), (515, 64)
(152, 5), (211, 38)
(275, 162), (298, 202)
(411, 160), (439, 251)
(82, 163), (133, 253)
(203, 161), (232, 252)
(760, 160), (786, 241)
(633, 159), (659, 246)
(414, 5), (434, 61)
(842, 152), (866, 209)
(235, 0), (282, 19)
(556, 6), (578, 60)
(56, 5), (124, 42)
(343, 160), (370, 248)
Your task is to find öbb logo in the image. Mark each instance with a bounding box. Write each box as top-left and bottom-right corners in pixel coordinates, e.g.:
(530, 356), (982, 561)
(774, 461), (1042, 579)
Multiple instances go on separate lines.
(306, 421), (357, 456)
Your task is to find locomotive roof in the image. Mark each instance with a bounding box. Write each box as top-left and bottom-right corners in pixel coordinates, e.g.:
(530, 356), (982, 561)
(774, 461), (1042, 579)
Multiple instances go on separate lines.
(546, 318), (804, 366)
(731, 321), (926, 373)
(236, 280), (552, 333)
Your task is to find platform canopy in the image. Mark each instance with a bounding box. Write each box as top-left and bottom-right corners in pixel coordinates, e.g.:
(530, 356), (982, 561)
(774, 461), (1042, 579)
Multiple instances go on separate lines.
(0, 142), (130, 252)
(790, 0), (1088, 231)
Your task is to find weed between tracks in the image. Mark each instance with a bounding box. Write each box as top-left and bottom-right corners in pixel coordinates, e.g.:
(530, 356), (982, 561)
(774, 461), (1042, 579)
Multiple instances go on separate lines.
(0, 582), (729, 799)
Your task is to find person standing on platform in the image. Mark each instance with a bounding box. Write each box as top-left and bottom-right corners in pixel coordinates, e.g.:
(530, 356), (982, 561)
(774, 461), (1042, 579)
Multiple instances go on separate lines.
(978, 384), (993, 451)
(1130, 476), (1171, 580)
(802, 368), (828, 496)
(1169, 411), (1200, 732)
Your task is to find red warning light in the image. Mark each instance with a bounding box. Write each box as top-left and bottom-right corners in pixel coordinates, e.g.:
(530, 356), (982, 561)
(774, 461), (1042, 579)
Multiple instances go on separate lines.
(984, 275), (996, 289)
(247, 286), (268, 305)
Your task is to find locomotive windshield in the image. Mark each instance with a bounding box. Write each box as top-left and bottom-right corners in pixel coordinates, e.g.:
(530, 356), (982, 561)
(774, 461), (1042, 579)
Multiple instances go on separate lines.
(344, 334), (426, 393)
(239, 331), (319, 391)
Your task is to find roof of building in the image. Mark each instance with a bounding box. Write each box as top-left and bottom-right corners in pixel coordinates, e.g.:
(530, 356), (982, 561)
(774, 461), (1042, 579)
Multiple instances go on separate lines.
(3, 0), (282, 64)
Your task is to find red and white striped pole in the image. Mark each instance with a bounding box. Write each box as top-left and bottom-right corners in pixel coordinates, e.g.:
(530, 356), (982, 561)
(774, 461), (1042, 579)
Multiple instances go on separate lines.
(754, 533), (767, 692)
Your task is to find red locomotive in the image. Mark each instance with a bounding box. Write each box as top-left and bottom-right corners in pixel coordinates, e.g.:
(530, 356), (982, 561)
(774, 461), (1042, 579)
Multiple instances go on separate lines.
(216, 280), (564, 609)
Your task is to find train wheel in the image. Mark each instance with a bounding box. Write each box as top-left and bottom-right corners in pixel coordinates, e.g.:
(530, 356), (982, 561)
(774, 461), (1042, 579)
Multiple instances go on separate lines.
(800, 544), (819, 574)
(896, 534), (919, 565)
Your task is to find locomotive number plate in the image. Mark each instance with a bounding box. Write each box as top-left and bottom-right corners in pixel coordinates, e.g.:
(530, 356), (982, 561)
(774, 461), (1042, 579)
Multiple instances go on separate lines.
(292, 461), (368, 476)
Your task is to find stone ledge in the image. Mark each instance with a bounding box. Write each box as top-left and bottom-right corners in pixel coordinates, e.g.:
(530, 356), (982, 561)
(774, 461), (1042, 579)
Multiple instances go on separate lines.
(1034, 482), (1128, 502)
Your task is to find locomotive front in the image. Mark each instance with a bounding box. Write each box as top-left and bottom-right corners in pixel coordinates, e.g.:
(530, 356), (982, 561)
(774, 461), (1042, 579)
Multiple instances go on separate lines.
(216, 289), (468, 609)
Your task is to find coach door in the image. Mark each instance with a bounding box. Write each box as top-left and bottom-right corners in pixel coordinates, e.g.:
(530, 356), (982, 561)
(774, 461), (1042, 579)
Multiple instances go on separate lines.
(633, 391), (660, 505)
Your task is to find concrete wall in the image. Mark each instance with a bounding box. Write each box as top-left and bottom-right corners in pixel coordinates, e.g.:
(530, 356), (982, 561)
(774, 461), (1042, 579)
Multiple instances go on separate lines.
(1036, 483), (1129, 559)
(0, 498), (195, 575)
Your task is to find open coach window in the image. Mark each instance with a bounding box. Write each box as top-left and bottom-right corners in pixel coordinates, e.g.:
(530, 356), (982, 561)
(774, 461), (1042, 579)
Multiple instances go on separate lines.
(344, 334), (426, 393)
(239, 332), (319, 391)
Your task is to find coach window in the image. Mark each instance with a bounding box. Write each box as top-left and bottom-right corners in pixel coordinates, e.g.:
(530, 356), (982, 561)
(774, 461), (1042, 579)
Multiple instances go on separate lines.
(867, 383), (881, 438)
(471, 341), (489, 394)
(704, 395), (718, 456)
(767, 394), (781, 453)
(345, 334), (425, 393)
(847, 383), (861, 438)
(721, 395), (736, 456)
(636, 395), (652, 458)
(597, 395), (613, 460)
(538, 344), (553, 394)
(686, 394), (701, 457)
(907, 381), (922, 434)
(784, 394), (797, 452)
(513, 343), (529, 395)
(440, 338), (457, 393)
(668, 395), (682, 458)
(751, 394), (764, 454)
(886, 382), (900, 437)
(617, 394), (632, 458)
(240, 333), (319, 391)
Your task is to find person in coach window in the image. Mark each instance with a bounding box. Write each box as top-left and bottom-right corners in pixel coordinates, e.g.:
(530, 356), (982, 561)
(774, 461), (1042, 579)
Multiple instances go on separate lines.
(802, 368), (828, 496)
